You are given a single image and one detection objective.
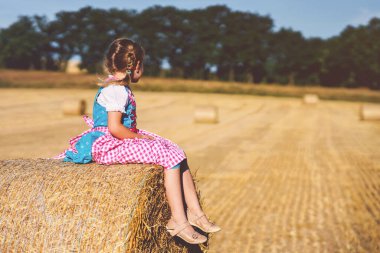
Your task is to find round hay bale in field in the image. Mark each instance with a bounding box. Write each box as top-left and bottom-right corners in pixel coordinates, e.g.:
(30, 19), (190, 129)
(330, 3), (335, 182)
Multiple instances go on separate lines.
(303, 94), (319, 104)
(66, 60), (85, 74)
(0, 159), (207, 252)
(194, 105), (218, 124)
(359, 104), (380, 120)
(62, 99), (86, 115)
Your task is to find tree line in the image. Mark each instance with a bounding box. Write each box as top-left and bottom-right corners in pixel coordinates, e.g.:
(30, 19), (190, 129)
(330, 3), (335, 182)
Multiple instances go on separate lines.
(0, 5), (379, 89)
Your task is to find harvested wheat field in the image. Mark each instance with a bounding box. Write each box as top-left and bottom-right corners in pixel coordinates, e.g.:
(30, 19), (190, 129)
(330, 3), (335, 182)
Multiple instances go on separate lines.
(0, 88), (379, 252)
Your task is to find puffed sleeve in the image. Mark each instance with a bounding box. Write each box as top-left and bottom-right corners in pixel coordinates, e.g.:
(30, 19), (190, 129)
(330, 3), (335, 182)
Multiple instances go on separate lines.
(97, 85), (129, 113)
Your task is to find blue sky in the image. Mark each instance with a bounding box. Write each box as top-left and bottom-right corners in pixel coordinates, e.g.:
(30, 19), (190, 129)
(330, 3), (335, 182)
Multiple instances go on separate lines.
(1, 0), (380, 39)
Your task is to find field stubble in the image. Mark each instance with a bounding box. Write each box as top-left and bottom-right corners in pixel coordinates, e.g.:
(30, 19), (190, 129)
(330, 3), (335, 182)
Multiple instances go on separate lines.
(0, 88), (379, 252)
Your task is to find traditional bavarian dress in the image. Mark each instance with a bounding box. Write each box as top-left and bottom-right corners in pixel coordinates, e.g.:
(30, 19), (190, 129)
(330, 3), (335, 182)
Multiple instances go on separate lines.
(57, 85), (186, 169)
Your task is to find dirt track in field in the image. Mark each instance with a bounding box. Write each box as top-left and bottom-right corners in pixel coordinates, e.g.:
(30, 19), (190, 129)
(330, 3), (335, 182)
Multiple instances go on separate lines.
(0, 89), (379, 252)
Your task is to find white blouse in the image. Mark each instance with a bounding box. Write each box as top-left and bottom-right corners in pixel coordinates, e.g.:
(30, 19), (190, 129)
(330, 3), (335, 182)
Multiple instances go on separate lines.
(97, 85), (129, 113)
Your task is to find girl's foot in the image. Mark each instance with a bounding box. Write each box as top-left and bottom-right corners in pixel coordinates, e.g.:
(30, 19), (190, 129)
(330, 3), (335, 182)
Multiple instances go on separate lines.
(166, 218), (207, 244)
(187, 209), (221, 233)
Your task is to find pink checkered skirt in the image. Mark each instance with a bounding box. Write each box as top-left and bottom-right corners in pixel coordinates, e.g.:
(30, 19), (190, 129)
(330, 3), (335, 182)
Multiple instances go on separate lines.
(92, 128), (186, 169)
(55, 116), (186, 169)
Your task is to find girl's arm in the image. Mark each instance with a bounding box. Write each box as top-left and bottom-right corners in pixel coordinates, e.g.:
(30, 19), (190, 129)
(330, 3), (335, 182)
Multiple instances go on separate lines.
(108, 111), (153, 140)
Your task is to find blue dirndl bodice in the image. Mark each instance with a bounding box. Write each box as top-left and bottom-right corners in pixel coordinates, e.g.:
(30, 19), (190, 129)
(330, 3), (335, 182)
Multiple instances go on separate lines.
(64, 86), (137, 163)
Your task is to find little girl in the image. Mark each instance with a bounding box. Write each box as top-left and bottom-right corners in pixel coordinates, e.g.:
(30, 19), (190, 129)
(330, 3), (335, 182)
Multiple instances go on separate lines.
(57, 38), (220, 244)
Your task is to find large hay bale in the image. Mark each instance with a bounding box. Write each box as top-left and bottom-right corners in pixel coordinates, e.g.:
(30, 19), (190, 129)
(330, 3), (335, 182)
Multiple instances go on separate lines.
(62, 99), (86, 116)
(194, 105), (218, 124)
(359, 104), (380, 120)
(0, 159), (207, 252)
(303, 94), (319, 104)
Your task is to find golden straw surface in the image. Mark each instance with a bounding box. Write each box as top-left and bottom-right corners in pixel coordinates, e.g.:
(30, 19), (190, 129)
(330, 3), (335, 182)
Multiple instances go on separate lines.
(0, 159), (206, 252)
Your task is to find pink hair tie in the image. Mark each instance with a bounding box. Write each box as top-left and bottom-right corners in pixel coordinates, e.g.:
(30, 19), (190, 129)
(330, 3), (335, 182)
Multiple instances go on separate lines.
(104, 75), (120, 82)
(99, 71), (131, 86)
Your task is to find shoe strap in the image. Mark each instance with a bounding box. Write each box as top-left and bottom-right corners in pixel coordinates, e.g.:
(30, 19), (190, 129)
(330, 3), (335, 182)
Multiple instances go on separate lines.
(168, 220), (191, 236)
(191, 211), (216, 230)
(188, 209), (204, 220)
(194, 213), (207, 222)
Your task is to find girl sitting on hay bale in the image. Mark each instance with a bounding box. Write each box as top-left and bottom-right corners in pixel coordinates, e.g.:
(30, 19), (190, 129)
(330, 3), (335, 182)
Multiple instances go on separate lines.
(55, 38), (220, 244)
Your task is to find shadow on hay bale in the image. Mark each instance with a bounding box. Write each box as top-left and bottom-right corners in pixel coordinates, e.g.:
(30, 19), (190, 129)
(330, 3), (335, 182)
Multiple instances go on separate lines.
(0, 159), (208, 252)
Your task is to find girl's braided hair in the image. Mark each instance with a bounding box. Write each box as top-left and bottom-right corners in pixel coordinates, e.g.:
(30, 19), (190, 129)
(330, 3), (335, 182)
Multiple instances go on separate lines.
(100, 38), (144, 86)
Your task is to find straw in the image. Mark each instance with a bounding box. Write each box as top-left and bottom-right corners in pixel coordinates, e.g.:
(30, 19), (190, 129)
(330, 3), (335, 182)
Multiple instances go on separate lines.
(0, 159), (207, 252)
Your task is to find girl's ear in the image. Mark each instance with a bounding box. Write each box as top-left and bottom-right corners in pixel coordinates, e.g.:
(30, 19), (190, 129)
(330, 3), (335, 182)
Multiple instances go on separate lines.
(132, 61), (143, 82)
(135, 61), (142, 72)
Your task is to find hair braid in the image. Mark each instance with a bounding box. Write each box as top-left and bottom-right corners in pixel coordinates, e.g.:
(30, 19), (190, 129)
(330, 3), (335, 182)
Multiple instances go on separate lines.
(100, 38), (144, 87)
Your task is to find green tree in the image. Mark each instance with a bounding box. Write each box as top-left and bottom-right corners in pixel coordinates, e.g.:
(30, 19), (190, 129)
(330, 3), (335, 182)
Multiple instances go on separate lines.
(134, 6), (178, 76)
(321, 18), (380, 88)
(267, 28), (308, 84)
(237, 13), (273, 83)
(184, 5), (230, 80)
(216, 10), (273, 82)
(1, 5), (379, 88)
(0, 16), (50, 69)
(48, 11), (79, 71)
(74, 7), (123, 73)
(51, 7), (138, 73)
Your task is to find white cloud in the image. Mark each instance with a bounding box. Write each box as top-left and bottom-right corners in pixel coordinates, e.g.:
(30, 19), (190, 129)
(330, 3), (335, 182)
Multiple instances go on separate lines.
(351, 8), (380, 25)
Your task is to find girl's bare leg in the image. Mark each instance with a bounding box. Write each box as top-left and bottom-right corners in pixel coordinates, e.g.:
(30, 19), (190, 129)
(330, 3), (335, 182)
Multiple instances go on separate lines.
(180, 160), (218, 229)
(179, 160), (203, 214)
(164, 168), (202, 236)
(164, 168), (187, 223)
